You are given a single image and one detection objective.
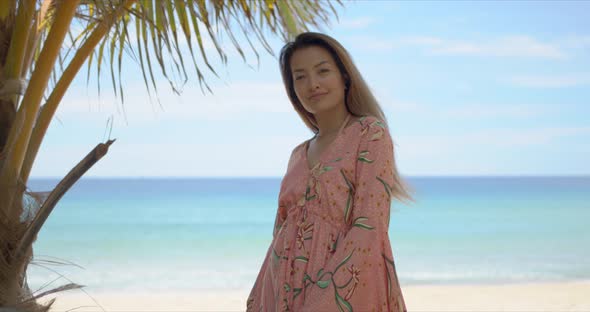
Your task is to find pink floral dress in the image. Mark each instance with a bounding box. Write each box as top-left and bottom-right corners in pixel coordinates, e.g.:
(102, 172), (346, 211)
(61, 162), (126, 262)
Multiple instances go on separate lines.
(247, 115), (406, 312)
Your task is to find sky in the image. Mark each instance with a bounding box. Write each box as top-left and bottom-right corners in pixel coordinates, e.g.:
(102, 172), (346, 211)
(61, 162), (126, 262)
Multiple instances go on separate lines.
(30, 1), (590, 178)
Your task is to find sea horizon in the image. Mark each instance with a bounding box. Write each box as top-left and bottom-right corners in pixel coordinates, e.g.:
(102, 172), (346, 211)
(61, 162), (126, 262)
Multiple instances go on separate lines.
(25, 176), (590, 293)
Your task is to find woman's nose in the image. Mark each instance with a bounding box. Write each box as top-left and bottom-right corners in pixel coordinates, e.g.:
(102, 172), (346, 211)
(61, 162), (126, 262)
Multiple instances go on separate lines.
(308, 75), (320, 90)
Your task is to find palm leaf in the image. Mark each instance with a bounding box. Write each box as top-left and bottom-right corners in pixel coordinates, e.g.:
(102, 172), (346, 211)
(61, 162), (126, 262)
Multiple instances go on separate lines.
(0, 1), (343, 310)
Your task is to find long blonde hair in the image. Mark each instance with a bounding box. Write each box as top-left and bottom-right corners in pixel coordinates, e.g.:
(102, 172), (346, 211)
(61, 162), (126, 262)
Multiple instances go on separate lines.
(279, 32), (414, 204)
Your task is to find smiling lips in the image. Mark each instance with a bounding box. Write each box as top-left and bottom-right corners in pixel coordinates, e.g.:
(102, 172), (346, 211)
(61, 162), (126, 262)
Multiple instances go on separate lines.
(309, 92), (328, 101)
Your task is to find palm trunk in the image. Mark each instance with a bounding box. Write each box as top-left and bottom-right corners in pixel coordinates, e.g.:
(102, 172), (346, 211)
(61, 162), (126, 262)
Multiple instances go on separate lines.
(0, 0), (134, 309)
(0, 1), (80, 310)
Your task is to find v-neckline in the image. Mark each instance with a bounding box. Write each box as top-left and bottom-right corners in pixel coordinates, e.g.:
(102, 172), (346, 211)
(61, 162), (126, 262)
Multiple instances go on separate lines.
(303, 115), (361, 172)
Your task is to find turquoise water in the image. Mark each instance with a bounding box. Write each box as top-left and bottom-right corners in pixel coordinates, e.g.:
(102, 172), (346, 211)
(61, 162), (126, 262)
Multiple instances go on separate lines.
(25, 176), (590, 292)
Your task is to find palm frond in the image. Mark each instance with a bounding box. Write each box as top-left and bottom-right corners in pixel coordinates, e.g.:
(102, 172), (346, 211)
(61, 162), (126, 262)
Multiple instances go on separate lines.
(0, 1), (342, 310)
(87, 0), (343, 108)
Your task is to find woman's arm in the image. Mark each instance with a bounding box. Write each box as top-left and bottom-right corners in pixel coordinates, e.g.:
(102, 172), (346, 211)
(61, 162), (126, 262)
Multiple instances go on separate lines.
(301, 116), (406, 312)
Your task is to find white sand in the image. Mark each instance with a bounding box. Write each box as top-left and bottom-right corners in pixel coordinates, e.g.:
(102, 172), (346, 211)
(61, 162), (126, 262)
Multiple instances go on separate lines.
(42, 280), (590, 311)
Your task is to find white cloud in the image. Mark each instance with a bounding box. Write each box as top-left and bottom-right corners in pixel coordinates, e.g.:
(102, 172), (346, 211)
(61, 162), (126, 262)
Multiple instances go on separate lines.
(395, 126), (590, 175)
(349, 34), (567, 59)
(559, 35), (590, 50)
(507, 73), (590, 88)
(54, 125), (590, 176)
(32, 134), (308, 177)
(419, 35), (566, 59)
(56, 81), (293, 125)
(399, 126), (590, 154)
(399, 36), (444, 46)
(437, 104), (543, 119)
(336, 16), (376, 30)
(379, 94), (550, 120)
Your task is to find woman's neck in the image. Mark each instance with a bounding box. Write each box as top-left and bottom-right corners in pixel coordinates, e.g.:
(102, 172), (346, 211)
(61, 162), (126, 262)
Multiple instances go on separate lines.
(314, 108), (351, 138)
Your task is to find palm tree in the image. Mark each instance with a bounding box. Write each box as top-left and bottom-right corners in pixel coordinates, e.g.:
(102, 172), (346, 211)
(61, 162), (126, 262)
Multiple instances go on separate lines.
(0, 1), (341, 310)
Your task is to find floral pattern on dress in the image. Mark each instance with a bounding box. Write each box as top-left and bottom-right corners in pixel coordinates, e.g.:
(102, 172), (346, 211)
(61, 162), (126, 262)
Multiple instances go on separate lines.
(247, 116), (406, 312)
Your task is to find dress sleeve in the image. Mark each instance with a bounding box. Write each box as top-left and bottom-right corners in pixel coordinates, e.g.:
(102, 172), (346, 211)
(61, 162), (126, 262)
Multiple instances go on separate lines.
(301, 117), (407, 312)
(273, 143), (303, 238)
(273, 203), (286, 239)
(247, 143), (304, 310)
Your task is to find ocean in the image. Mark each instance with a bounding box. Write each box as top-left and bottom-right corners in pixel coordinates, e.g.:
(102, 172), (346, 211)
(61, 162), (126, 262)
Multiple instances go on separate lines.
(25, 176), (590, 293)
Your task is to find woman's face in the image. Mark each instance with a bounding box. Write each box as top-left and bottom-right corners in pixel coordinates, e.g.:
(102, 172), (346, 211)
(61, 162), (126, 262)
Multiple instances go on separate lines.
(290, 46), (347, 115)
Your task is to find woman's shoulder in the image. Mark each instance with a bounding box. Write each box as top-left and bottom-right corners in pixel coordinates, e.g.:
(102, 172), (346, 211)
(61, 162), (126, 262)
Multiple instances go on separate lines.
(351, 115), (388, 136)
(292, 140), (306, 154)
(356, 115), (386, 128)
(289, 138), (310, 160)
(355, 115), (392, 146)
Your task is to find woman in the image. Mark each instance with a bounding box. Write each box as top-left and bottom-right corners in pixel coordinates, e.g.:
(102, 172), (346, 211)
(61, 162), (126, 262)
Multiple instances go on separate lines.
(247, 32), (413, 312)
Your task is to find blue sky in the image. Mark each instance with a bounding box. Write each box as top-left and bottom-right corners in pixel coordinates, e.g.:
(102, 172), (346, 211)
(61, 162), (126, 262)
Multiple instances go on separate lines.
(31, 1), (590, 177)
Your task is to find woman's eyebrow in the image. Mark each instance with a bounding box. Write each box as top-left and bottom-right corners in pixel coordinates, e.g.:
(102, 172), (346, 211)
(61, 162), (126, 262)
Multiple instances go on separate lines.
(292, 60), (329, 73)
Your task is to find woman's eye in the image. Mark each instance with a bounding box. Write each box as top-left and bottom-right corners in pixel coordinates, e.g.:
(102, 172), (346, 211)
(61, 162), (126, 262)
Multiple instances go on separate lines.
(319, 68), (329, 73)
(294, 75), (305, 80)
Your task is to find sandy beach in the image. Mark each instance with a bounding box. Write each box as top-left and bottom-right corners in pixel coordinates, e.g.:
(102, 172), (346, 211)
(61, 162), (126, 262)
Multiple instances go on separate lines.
(42, 280), (590, 311)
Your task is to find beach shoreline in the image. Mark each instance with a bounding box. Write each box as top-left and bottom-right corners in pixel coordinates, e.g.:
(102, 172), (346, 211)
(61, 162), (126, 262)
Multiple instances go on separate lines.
(43, 280), (590, 311)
